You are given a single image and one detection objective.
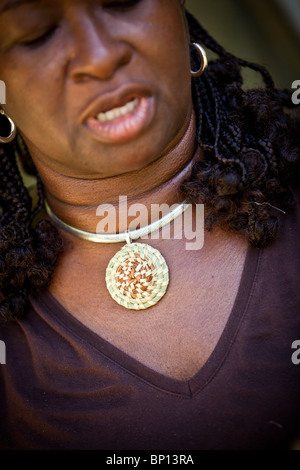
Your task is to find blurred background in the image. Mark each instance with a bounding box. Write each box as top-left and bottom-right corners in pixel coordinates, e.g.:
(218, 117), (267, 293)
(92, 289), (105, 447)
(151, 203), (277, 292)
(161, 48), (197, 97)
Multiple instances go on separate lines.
(187, 0), (300, 89)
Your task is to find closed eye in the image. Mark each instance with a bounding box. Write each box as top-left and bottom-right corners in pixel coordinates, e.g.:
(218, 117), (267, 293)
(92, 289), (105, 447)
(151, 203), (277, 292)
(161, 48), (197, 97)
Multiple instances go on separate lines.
(103, 0), (142, 10)
(20, 26), (57, 48)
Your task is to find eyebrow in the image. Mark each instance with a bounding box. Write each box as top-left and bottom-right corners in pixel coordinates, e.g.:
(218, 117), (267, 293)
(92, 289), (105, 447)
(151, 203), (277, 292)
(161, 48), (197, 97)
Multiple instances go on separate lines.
(0, 0), (40, 15)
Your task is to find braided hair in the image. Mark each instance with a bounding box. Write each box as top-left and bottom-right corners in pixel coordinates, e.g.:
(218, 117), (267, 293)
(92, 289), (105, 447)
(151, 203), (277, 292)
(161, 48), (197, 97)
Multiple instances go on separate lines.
(181, 11), (300, 246)
(0, 10), (299, 322)
(0, 137), (64, 321)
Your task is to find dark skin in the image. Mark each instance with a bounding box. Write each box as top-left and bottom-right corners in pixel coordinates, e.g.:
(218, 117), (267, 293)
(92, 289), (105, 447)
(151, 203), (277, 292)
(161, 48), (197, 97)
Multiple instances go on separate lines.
(0, 0), (192, 177)
(0, 0), (248, 380)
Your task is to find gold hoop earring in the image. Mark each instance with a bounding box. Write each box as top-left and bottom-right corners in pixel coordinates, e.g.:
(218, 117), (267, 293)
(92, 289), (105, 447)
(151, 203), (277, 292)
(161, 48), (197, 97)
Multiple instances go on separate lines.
(0, 109), (16, 143)
(190, 42), (208, 78)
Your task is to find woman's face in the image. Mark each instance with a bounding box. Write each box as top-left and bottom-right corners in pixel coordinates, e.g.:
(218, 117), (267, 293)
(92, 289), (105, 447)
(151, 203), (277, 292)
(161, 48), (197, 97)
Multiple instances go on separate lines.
(0, 0), (192, 178)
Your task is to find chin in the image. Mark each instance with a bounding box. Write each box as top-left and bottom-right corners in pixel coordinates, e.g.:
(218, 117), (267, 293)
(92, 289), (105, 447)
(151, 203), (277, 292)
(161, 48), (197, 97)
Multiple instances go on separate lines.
(69, 153), (155, 179)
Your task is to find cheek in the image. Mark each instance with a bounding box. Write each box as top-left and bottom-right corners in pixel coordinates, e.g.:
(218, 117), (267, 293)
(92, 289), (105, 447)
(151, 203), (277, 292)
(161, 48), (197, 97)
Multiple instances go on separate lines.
(0, 37), (65, 120)
(0, 63), (67, 156)
(136, 12), (191, 115)
(155, 47), (192, 131)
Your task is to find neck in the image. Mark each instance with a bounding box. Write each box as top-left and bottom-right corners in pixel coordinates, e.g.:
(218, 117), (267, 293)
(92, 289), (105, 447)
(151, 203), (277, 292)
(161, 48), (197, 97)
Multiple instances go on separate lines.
(39, 110), (202, 234)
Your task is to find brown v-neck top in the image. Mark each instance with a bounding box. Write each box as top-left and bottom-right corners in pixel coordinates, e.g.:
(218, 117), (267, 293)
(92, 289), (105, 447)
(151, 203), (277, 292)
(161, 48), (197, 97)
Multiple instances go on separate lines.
(0, 190), (299, 450)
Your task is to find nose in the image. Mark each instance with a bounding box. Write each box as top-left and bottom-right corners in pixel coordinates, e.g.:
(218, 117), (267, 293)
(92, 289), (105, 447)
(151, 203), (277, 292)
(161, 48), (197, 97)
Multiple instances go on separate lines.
(66, 10), (132, 82)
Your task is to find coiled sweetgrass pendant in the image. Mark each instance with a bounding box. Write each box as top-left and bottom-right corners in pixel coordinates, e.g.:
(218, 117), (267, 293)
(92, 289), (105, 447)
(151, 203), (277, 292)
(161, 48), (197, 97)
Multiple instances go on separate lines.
(105, 242), (169, 310)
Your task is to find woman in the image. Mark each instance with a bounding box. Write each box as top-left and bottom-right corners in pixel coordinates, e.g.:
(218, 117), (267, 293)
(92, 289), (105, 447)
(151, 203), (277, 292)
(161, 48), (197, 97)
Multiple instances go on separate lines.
(0, 0), (299, 450)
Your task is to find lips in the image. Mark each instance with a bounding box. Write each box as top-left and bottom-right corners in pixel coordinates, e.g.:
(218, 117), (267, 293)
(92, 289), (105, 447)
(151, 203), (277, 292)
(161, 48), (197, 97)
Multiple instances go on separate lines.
(81, 84), (155, 144)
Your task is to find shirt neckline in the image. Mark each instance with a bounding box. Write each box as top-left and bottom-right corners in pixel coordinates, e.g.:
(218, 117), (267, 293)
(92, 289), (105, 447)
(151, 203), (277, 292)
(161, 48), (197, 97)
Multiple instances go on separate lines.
(29, 243), (261, 399)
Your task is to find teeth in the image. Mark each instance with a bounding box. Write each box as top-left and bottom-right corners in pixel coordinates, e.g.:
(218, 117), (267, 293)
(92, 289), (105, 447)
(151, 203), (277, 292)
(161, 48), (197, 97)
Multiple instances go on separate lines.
(96, 98), (140, 123)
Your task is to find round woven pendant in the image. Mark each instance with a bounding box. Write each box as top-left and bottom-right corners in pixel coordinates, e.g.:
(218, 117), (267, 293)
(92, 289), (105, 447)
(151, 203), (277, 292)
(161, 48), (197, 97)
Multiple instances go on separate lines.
(105, 242), (169, 310)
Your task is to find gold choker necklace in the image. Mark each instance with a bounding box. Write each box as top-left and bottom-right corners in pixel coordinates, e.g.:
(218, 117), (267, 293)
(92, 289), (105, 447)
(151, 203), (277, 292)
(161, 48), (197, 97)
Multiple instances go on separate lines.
(45, 200), (190, 310)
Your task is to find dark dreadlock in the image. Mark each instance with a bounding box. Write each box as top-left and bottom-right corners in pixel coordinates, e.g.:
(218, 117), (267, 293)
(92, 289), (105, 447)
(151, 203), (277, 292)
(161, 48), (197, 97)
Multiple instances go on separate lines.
(0, 10), (299, 322)
(181, 11), (300, 246)
(0, 137), (64, 322)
